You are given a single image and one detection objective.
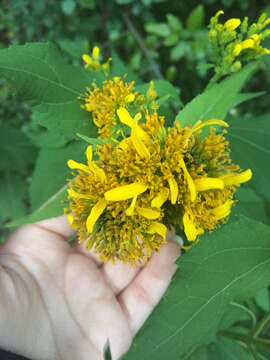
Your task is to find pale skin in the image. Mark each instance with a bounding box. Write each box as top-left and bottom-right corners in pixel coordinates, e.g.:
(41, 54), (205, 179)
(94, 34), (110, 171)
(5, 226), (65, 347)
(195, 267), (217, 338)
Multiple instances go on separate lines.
(0, 215), (180, 360)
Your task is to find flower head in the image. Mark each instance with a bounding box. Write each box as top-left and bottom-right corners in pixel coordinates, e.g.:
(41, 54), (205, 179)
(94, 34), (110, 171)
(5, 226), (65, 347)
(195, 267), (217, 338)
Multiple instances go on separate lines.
(82, 46), (111, 74)
(67, 105), (251, 265)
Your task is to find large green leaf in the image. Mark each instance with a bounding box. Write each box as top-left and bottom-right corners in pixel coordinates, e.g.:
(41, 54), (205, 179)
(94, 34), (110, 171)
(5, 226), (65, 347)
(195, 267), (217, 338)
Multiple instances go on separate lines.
(7, 183), (68, 229)
(0, 124), (37, 171)
(0, 42), (104, 141)
(0, 173), (27, 222)
(30, 140), (86, 211)
(122, 214), (270, 360)
(176, 62), (259, 127)
(228, 114), (270, 206)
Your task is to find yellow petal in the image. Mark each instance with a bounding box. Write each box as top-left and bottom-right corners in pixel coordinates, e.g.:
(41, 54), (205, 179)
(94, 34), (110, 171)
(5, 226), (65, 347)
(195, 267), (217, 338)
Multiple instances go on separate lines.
(250, 34), (260, 41)
(192, 119), (229, 133)
(131, 124), (150, 159)
(215, 10), (224, 17)
(118, 137), (131, 150)
(136, 207), (161, 219)
(82, 54), (93, 66)
(67, 159), (90, 173)
(117, 107), (135, 128)
(147, 222), (167, 240)
(151, 188), (169, 208)
(220, 169), (252, 186)
(180, 159), (196, 202)
(67, 214), (74, 226)
(212, 200), (234, 220)
(86, 198), (107, 233)
(194, 177), (224, 191)
(233, 43), (242, 56)
(224, 18), (241, 32)
(67, 188), (93, 199)
(241, 39), (255, 49)
(168, 177), (178, 204)
(183, 213), (201, 241)
(92, 46), (100, 60)
(125, 94), (135, 102)
(126, 196), (137, 216)
(88, 162), (106, 183)
(86, 145), (92, 163)
(105, 183), (148, 201)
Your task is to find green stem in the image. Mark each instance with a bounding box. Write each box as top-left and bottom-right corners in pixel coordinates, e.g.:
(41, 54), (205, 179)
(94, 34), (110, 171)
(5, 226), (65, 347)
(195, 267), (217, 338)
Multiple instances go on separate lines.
(252, 312), (270, 338)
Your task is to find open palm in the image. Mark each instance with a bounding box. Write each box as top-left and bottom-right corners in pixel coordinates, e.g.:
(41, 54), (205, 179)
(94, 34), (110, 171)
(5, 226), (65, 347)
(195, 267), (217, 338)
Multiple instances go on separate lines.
(0, 216), (180, 360)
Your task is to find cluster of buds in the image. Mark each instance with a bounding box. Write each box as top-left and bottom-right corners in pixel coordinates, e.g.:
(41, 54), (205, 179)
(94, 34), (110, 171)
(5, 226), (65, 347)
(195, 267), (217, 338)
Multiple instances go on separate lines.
(208, 11), (270, 78)
(82, 46), (111, 74)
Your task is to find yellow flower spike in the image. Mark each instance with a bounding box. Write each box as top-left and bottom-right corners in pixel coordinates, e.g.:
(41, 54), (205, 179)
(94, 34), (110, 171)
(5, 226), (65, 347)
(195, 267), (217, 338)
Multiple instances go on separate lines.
(192, 119), (229, 133)
(105, 182), (148, 201)
(194, 177), (225, 191)
(183, 213), (204, 242)
(151, 188), (169, 208)
(168, 177), (178, 204)
(136, 207), (161, 219)
(67, 214), (74, 226)
(147, 222), (167, 240)
(86, 198), (107, 233)
(220, 169), (252, 186)
(212, 200), (234, 220)
(131, 123), (150, 159)
(180, 159), (196, 202)
(224, 18), (241, 32)
(92, 46), (100, 60)
(126, 196), (137, 216)
(86, 145), (93, 163)
(117, 107), (136, 127)
(67, 159), (90, 173)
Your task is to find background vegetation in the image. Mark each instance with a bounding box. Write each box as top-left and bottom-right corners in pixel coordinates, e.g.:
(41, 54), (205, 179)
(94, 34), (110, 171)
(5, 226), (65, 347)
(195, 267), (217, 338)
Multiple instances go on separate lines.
(0, 0), (269, 359)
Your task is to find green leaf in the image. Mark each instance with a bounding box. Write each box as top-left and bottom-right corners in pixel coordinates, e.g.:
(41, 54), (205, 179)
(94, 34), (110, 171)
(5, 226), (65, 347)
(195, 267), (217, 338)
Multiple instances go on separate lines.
(29, 141), (86, 211)
(186, 5), (204, 32)
(7, 183), (68, 229)
(122, 215), (270, 360)
(145, 23), (171, 37)
(0, 124), (37, 171)
(170, 42), (189, 61)
(231, 91), (266, 108)
(228, 113), (270, 206)
(254, 288), (270, 312)
(218, 302), (252, 331)
(0, 173), (27, 222)
(166, 14), (183, 33)
(234, 186), (269, 226)
(61, 0), (76, 15)
(76, 133), (105, 148)
(0, 42), (104, 141)
(176, 62), (259, 127)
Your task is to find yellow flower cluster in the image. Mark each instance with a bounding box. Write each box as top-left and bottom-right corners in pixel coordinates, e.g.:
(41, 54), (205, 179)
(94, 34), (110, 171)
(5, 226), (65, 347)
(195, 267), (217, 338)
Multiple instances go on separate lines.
(209, 11), (270, 76)
(82, 46), (111, 74)
(67, 78), (252, 265)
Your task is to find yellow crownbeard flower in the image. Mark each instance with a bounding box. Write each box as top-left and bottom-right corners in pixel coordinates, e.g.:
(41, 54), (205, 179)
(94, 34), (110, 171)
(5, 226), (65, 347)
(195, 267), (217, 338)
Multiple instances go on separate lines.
(66, 108), (252, 264)
(80, 77), (137, 139)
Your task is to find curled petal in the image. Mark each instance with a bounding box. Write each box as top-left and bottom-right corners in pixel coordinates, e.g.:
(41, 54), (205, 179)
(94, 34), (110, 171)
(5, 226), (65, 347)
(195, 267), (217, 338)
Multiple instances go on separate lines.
(224, 18), (241, 32)
(220, 169), (252, 186)
(131, 124), (150, 159)
(117, 107), (136, 128)
(67, 214), (74, 226)
(105, 183), (148, 201)
(180, 159), (196, 202)
(89, 162), (106, 183)
(67, 188), (93, 199)
(86, 145), (93, 163)
(212, 200), (234, 220)
(86, 198), (107, 233)
(147, 222), (167, 240)
(168, 177), (178, 204)
(183, 213), (204, 242)
(92, 46), (100, 60)
(194, 177), (224, 191)
(136, 207), (161, 219)
(192, 119), (229, 133)
(126, 196), (137, 216)
(151, 188), (169, 208)
(67, 159), (90, 173)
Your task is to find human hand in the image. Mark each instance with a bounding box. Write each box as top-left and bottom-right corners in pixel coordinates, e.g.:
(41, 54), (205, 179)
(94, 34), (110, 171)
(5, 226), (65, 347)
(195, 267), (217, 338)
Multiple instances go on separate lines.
(0, 216), (180, 360)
